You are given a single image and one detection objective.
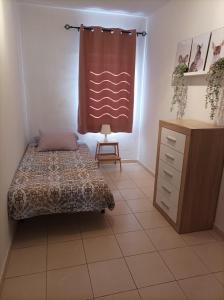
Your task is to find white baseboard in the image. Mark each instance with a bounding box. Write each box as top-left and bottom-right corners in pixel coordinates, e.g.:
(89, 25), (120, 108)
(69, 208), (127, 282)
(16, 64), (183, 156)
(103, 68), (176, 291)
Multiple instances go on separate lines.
(213, 225), (224, 239)
(0, 221), (17, 292)
(137, 161), (155, 176)
(121, 159), (138, 163)
(0, 244), (11, 293)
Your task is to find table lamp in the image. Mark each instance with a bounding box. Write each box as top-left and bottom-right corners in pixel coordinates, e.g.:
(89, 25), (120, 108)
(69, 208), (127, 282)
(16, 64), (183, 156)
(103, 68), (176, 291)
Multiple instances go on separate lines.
(101, 124), (111, 142)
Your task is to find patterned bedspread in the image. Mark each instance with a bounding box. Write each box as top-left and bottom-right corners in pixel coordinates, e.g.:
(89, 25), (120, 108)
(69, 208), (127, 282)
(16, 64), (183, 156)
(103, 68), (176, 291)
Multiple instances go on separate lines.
(8, 143), (115, 220)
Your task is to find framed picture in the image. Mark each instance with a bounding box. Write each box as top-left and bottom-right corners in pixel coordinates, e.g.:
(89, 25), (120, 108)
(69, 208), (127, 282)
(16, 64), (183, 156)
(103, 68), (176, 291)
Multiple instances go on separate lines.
(188, 32), (211, 72)
(205, 27), (224, 71)
(174, 39), (192, 67)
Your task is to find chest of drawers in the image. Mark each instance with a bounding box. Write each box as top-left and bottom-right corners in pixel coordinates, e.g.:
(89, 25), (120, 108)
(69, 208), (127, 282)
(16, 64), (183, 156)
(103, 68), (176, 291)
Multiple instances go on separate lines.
(153, 119), (224, 233)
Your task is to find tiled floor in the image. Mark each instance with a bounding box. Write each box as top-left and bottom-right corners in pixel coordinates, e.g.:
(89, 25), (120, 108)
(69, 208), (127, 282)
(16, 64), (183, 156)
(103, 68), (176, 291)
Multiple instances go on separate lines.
(0, 163), (224, 300)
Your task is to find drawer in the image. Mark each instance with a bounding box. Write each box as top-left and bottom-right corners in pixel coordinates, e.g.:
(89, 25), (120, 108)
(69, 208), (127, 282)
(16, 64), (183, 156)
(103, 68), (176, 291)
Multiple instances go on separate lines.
(158, 159), (182, 190)
(159, 144), (184, 172)
(157, 178), (180, 206)
(161, 127), (186, 154)
(156, 191), (178, 223)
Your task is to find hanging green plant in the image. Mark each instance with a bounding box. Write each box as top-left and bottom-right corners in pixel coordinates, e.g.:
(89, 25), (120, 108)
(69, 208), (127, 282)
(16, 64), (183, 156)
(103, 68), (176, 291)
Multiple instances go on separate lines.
(171, 63), (188, 119)
(205, 57), (224, 121)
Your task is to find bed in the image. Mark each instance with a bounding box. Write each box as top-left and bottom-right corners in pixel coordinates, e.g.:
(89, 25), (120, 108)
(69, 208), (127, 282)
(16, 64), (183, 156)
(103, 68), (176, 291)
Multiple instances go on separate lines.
(8, 143), (115, 220)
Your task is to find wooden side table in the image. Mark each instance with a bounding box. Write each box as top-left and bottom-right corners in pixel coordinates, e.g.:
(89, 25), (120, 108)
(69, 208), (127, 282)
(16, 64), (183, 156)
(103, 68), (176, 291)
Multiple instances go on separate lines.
(95, 141), (122, 170)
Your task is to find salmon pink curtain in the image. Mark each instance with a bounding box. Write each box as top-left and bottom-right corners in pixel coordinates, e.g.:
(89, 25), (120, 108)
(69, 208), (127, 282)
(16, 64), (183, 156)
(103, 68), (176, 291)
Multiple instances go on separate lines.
(78, 24), (136, 133)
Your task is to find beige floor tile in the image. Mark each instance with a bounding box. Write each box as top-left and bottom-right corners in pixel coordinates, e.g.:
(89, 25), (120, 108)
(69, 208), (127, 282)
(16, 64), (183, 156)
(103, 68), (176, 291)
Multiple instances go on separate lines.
(192, 242), (224, 272)
(126, 252), (174, 288)
(6, 246), (46, 278)
(47, 240), (85, 270)
(115, 179), (137, 190)
(139, 281), (186, 300)
(146, 227), (186, 250)
(160, 247), (209, 280)
(139, 185), (154, 198)
(179, 274), (224, 300)
(83, 235), (122, 263)
(116, 231), (155, 256)
(127, 199), (155, 213)
(17, 216), (48, 228)
(80, 216), (113, 238)
(108, 172), (130, 181)
(88, 258), (135, 297)
(47, 265), (92, 300)
(123, 164), (143, 172)
(46, 213), (80, 226)
(128, 173), (151, 181)
(107, 214), (141, 233)
(119, 188), (145, 200)
(131, 177), (154, 188)
(209, 230), (224, 242)
(181, 230), (216, 246)
(102, 174), (112, 181)
(106, 181), (117, 191)
(135, 211), (169, 229)
(47, 222), (81, 243)
(0, 273), (46, 300)
(108, 201), (132, 216)
(13, 224), (47, 249)
(112, 190), (124, 201)
(127, 169), (149, 177)
(214, 272), (224, 286)
(95, 290), (141, 300)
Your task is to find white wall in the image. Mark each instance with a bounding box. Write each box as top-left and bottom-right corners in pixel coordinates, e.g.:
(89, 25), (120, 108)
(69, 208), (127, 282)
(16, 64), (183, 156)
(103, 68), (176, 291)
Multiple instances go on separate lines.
(0, 0), (27, 281)
(139, 0), (224, 231)
(19, 3), (147, 159)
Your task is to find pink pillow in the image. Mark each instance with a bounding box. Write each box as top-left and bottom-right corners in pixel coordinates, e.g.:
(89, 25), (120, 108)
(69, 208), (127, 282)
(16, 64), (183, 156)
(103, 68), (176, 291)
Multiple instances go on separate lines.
(38, 131), (78, 151)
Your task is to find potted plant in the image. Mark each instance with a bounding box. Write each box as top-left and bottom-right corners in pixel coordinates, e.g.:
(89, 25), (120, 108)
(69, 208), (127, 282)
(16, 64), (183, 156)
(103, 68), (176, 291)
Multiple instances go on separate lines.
(205, 58), (224, 125)
(171, 63), (188, 119)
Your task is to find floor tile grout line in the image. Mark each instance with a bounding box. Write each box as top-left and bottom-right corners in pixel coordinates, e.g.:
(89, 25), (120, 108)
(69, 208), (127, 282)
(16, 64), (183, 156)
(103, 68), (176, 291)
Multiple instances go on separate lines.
(155, 243), (192, 299)
(93, 288), (139, 299)
(211, 271), (224, 287)
(9, 226), (221, 266)
(5, 270), (46, 280)
(176, 272), (224, 300)
(4, 163), (222, 299)
(143, 228), (189, 251)
(81, 229), (95, 299)
(108, 218), (142, 296)
(47, 260), (218, 289)
(130, 225), (187, 296)
(185, 244), (217, 274)
(93, 270), (224, 300)
(191, 243), (224, 285)
(176, 279), (191, 300)
(156, 247), (219, 288)
(45, 225), (49, 300)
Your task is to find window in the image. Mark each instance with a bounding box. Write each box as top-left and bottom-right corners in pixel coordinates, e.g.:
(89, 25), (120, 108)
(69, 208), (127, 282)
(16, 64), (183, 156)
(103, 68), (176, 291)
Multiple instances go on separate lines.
(78, 25), (136, 133)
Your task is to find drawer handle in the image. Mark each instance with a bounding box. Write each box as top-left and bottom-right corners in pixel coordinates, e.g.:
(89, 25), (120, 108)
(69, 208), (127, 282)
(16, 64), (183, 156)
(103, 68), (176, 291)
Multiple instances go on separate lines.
(165, 153), (175, 161)
(166, 135), (176, 143)
(163, 169), (173, 178)
(162, 185), (172, 194)
(161, 200), (170, 210)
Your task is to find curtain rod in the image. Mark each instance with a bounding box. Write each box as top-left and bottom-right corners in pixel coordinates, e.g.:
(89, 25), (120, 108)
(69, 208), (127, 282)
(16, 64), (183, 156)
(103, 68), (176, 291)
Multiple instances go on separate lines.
(64, 24), (147, 37)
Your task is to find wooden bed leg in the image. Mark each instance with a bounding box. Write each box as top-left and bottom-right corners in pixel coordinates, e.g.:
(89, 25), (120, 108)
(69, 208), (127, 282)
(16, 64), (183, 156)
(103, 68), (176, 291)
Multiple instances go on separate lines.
(101, 209), (105, 214)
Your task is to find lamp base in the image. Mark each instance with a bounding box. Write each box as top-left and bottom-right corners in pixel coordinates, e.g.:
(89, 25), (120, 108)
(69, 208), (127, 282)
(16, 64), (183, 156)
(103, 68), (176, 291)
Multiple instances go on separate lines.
(104, 134), (108, 142)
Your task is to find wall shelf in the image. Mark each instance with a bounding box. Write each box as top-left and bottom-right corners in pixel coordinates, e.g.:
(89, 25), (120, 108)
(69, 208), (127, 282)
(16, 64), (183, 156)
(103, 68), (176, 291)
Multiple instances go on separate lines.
(184, 71), (208, 77)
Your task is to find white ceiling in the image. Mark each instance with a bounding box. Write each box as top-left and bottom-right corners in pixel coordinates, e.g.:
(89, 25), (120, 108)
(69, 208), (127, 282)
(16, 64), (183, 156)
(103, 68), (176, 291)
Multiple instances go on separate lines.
(17, 0), (170, 17)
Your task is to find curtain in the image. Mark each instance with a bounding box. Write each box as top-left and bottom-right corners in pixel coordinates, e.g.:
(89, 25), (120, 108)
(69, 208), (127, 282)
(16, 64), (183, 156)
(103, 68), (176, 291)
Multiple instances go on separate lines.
(78, 24), (136, 133)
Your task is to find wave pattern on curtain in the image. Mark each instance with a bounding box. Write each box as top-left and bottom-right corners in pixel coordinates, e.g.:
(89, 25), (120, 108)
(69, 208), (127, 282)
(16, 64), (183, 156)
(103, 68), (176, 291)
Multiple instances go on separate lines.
(78, 25), (136, 133)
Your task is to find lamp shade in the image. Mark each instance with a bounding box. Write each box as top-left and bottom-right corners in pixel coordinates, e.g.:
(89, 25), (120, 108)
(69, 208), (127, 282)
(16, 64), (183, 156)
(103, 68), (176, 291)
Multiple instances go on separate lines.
(101, 124), (111, 135)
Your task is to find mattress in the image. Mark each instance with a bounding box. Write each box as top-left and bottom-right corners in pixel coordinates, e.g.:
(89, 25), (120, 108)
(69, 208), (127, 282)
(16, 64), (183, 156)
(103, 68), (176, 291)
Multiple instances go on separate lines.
(8, 143), (115, 220)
